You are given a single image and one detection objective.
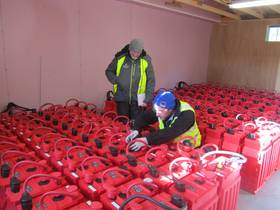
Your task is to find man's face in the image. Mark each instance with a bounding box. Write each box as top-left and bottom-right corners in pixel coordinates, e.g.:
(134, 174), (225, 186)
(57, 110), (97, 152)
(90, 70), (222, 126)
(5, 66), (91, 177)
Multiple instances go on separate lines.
(154, 104), (173, 120)
(129, 50), (141, 60)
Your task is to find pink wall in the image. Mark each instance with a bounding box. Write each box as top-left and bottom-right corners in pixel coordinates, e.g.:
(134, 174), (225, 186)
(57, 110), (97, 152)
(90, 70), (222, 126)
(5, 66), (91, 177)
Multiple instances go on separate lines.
(0, 0), (213, 110)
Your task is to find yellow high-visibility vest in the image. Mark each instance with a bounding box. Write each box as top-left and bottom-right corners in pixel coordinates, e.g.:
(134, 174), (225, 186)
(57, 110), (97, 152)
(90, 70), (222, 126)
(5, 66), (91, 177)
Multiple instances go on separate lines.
(158, 101), (201, 147)
(113, 56), (148, 94)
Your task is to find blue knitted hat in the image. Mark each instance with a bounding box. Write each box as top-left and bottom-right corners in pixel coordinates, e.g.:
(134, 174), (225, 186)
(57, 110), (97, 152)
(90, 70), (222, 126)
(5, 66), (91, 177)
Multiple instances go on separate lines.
(153, 91), (176, 110)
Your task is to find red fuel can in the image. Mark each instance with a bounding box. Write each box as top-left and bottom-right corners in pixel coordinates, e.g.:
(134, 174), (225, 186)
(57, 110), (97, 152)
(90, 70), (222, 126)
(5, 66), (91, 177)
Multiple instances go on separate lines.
(69, 200), (104, 210)
(83, 126), (114, 156)
(0, 141), (26, 154)
(200, 151), (246, 210)
(123, 156), (149, 178)
(204, 119), (225, 148)
(49, 138), (78, 171)
(138, 145), (170, 168)
(112, 116), (130, 133)
(105, 133), (129, 165)
(64, 155), (113, 185)
(78, 167), (133, 200)
(4, 172), (67, 210)
(100, 178), (159, 210)
(140, 192), (186, 210)
(241, 130), (273, 193)
(36, 133), (63, 159)
(63, 146), (94, 184)
(144, 157), (195, 191)
(16, 185), (84, 210)
(25, 126), (55, 149)
(1, 160), (52, 189)
(168, 172), (219, 210)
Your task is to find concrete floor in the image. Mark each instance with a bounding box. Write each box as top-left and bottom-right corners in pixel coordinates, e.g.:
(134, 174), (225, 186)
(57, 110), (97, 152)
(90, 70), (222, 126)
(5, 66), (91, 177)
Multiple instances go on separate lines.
(237, 170), (280, 210)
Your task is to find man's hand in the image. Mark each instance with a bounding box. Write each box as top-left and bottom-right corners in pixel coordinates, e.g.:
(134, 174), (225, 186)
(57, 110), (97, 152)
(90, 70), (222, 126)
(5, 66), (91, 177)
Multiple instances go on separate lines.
(140, 102), (147, 107)
(125, 130), (139, 143)
(129, 137), (148, 151)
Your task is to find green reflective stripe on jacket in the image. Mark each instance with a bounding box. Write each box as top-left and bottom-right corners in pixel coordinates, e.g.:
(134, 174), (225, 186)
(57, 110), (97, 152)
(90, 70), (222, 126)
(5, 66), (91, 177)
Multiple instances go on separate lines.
(138, 59), (148, 94)
(113, 56), (148, 94)
(113, 56), (126, 93)
(158, 101), (201, 147)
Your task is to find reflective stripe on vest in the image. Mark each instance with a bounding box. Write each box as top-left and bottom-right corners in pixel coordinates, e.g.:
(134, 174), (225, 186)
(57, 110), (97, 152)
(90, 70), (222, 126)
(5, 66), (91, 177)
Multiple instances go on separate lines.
(158, 101), (201, 147)
(113, 56), (148, 94)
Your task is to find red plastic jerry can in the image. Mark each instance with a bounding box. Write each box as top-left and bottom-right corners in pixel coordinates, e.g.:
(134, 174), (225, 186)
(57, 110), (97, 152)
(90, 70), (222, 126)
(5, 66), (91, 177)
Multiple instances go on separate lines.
(4, 172), (67, 210)
(141, 192), (186, 210)
(69, 200), (104, 210)
(18, 185), (84, 210)
(168, 172), (219, 210)
(78, 167), (133, 201)
(100, 178), (159, 210)
(48, 138), (77, 171)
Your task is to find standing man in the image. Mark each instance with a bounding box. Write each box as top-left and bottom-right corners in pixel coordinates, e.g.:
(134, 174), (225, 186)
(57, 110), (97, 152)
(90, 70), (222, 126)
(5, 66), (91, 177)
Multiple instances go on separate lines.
(126, 91), (201, 151)
(105, 39), (155, 119)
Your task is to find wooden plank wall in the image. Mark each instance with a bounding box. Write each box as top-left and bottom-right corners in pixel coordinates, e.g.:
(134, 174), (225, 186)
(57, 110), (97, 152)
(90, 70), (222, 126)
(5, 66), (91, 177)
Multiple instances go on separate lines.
(207, 19), (280, 91)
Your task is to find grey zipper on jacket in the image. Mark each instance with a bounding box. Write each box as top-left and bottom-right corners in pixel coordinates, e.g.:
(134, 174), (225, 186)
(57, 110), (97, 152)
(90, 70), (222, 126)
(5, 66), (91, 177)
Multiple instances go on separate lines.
(129, 62), (135, 104)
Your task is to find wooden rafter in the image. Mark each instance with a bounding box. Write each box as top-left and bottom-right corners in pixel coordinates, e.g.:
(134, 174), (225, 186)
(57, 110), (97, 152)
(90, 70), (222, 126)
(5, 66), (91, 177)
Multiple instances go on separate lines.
(269, 5), (280, 14)
(238, 8), (263, 19)
(221, 16), (236, 24)
(213, 0), (231, 6)
(176, 0), (240, 20)
(165, 0), (182, 8)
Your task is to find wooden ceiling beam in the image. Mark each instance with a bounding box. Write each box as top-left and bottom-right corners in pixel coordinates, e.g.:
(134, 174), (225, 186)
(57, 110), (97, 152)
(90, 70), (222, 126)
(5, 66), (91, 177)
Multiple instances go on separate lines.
(238, 8), (263, 19)
(176, 0), (240, 20)
(269, 5), (280, 14)
(165, 0), (182, 8)
(213, 0), (231, 6)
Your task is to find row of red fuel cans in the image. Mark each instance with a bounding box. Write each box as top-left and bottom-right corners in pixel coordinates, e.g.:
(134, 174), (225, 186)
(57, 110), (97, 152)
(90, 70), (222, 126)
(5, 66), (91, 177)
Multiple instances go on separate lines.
(1, 105), (247, 210)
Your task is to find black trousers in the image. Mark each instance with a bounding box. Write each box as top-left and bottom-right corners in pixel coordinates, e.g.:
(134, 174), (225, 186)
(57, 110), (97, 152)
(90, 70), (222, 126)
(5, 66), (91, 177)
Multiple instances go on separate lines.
(116, 101), (144, 120)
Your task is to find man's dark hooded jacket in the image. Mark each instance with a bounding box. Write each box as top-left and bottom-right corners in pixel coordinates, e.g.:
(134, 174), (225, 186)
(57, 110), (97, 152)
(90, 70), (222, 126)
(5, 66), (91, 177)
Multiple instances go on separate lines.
(105, 45), (155, 104)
